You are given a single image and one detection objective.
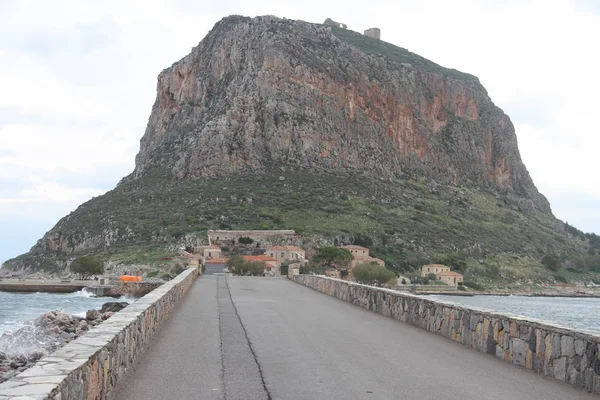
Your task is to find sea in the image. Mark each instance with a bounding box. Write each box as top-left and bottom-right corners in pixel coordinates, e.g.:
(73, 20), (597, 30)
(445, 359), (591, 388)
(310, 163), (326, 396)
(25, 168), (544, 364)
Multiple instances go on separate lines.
(0, 290), (132, 355)
(429, 294), (600, 334)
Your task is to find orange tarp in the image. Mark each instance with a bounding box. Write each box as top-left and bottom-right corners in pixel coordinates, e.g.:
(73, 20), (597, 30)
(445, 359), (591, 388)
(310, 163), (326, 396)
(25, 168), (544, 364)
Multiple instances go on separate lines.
(120, 275), (142, 282)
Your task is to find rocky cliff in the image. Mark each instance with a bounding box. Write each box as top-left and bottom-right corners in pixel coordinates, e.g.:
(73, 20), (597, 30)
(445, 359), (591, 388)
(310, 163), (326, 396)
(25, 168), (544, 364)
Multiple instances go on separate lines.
(5, 15), (591, 276)
(131, 15), (549, 212)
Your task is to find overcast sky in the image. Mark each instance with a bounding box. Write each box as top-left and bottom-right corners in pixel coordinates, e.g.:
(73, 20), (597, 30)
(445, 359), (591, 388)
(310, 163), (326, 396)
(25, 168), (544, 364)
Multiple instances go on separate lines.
(1, 0), (599, 264)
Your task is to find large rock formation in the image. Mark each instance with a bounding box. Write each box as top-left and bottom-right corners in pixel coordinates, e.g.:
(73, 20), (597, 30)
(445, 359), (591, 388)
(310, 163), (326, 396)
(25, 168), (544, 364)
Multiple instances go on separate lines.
(5, 15), (588, 273)
(132, 15), (548, 212)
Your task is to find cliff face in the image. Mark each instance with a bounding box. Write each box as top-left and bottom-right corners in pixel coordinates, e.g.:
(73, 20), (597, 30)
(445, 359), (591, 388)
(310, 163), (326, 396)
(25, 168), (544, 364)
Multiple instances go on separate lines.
(132, 15), (549, 212)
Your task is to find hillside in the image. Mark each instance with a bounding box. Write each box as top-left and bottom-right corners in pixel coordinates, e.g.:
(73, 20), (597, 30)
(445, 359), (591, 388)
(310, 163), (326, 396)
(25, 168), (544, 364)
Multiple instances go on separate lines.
(4, 15), (598, 286)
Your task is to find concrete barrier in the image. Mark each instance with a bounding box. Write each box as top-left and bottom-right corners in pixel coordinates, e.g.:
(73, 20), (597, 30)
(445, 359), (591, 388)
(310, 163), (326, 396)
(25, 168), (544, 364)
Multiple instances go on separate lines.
(0, 267), (200, 399)
(291, 275), (600, 394)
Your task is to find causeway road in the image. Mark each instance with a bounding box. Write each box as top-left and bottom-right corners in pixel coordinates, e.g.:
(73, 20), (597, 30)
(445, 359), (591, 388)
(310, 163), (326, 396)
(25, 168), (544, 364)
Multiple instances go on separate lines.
(111, 276), (596, 400)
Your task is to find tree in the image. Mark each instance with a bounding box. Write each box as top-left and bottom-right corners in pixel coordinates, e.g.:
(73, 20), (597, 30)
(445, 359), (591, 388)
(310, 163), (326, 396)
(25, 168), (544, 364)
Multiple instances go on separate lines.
(70, 256), (104, 280)
(312, 247), (353, 270)
(227, 255), (265, 276)
(352, 263), (397, 287)
(238, 237), (254, 244)
(227, 255), (246, 274)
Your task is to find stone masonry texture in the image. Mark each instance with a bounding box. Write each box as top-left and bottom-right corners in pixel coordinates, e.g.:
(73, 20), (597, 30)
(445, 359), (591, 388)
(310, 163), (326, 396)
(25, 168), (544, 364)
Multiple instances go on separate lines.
(0, 268), (200, 400)
(291, 275), (600, 394)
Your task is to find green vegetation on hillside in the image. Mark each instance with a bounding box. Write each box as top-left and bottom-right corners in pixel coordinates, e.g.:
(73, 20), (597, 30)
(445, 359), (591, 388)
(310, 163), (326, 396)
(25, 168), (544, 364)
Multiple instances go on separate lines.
(329, 26), (477, 82)
(7, 170), (596, 289)
(69, 256), (103, 279)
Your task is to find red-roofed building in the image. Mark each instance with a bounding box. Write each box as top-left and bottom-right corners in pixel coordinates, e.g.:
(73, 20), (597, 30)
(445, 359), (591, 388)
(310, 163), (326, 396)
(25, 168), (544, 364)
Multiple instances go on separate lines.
(338, 245), (385, 269)
(421, 264), (463, 286)
(243, 255), (280, 275)
(437, 271), (464, 286)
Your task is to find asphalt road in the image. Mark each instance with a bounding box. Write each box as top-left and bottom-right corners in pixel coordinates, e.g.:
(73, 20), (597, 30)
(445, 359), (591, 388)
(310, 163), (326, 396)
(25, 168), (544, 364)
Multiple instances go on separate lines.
(111, 276), (597, 400)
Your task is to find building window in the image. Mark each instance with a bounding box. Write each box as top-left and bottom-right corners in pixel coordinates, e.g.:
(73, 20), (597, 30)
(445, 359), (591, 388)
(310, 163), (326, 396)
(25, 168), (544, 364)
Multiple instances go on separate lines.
(281, 252), (284, 258)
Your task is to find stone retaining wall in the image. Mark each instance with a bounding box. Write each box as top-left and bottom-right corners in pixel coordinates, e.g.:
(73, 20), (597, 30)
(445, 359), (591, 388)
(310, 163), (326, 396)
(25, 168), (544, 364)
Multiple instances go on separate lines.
(291, 275), (600, 394)
(0, 268), (200, 400)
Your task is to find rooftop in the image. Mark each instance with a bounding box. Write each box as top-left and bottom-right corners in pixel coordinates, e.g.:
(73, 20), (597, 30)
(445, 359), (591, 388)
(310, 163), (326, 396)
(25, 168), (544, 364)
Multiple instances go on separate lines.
(267, 246), (305, 251)
(341, 245), (369, 250)
(205, 258), (228, 264)
(243, 255), (278, 262)
(438, 271), (463, 277)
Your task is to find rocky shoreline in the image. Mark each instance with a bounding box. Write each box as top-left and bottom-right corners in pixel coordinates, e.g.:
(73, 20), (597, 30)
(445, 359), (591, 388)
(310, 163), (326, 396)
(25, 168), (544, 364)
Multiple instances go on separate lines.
(0, 301), (128, 383)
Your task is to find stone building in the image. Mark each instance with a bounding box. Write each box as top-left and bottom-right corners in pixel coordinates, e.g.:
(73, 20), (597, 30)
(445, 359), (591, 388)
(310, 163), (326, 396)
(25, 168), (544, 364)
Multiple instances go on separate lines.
(421, 264), (451, 277)
(421, 264), (463, 286)
(266, 246), (306, 262)
(364, 27), (381, 39)
(243, 255), (280, 275)
(341, 245), (370, 258)
(194, 245), (221, 259)
(340, 245), (385, 269)
(437, 271), (464, 286)
(207, 230), (296, 245)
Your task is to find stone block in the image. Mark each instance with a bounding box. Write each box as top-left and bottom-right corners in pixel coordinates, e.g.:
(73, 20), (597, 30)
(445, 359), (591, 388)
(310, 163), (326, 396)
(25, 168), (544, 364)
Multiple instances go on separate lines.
(554, 357), (567, 381)
(575, 339), (585, 356)
(552, 334), (562, 359)
(561, 335), (575, 358)
(509, 321), (518, 338)
(511, 338), (528, 367)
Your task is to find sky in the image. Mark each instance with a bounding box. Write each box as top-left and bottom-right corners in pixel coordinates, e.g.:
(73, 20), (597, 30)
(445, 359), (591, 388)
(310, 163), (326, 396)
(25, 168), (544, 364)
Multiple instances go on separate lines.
(1, 0), (599, 264)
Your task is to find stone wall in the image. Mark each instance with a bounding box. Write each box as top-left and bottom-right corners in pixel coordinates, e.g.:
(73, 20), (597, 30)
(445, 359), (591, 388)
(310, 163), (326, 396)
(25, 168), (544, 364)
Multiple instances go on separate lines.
(0, 268), (200, 399)
(291, 275), (600, 394)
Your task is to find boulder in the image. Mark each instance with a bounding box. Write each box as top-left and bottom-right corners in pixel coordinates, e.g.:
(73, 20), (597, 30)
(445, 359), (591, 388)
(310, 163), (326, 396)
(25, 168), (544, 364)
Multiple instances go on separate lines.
(28, 352), (44, 363)
(86, 309), (101, 321)
(100, 302), (129, 313)
(9, 355), (27, 369)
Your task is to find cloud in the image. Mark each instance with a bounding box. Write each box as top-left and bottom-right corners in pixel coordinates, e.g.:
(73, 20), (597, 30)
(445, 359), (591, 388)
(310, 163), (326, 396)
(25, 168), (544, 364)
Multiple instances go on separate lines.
(0, 0), (599, 264)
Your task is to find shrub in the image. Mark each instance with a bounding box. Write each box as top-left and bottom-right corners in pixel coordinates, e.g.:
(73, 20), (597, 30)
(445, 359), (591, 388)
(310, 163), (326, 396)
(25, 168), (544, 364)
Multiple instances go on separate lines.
(427, 273), (437, 281)
(422, 277), (430, 285)
(553, 274), (568, 283)
(457, 285), (466, 291)
(313, 247), (353, 269)
(70, 256), (104, 280)
(463, 281), (484, 291)
(171, 264), (186, 276)
(238, 237), (254, 244)
(401, 278), (407, 285)
(160, 273), (172, 281)
(352, 263), (396, 286)
(541, 255), (560, 271)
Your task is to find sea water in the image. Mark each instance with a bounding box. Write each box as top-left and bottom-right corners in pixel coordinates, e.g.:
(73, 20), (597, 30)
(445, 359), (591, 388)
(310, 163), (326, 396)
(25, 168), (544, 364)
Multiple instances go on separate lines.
(0, 290), (132, 356)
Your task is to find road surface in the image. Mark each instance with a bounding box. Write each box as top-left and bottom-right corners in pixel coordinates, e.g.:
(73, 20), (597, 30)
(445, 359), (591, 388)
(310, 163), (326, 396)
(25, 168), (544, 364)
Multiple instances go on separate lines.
(111, 276), (596, 400)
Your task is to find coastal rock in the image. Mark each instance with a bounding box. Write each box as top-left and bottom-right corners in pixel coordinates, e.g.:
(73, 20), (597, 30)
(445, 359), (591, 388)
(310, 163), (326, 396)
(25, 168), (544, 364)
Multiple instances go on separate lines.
(86, 309), (101, 321)
(0, 302), (127, 383)
(100, 302), (129, 314)
(9, 356), (27, 369)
